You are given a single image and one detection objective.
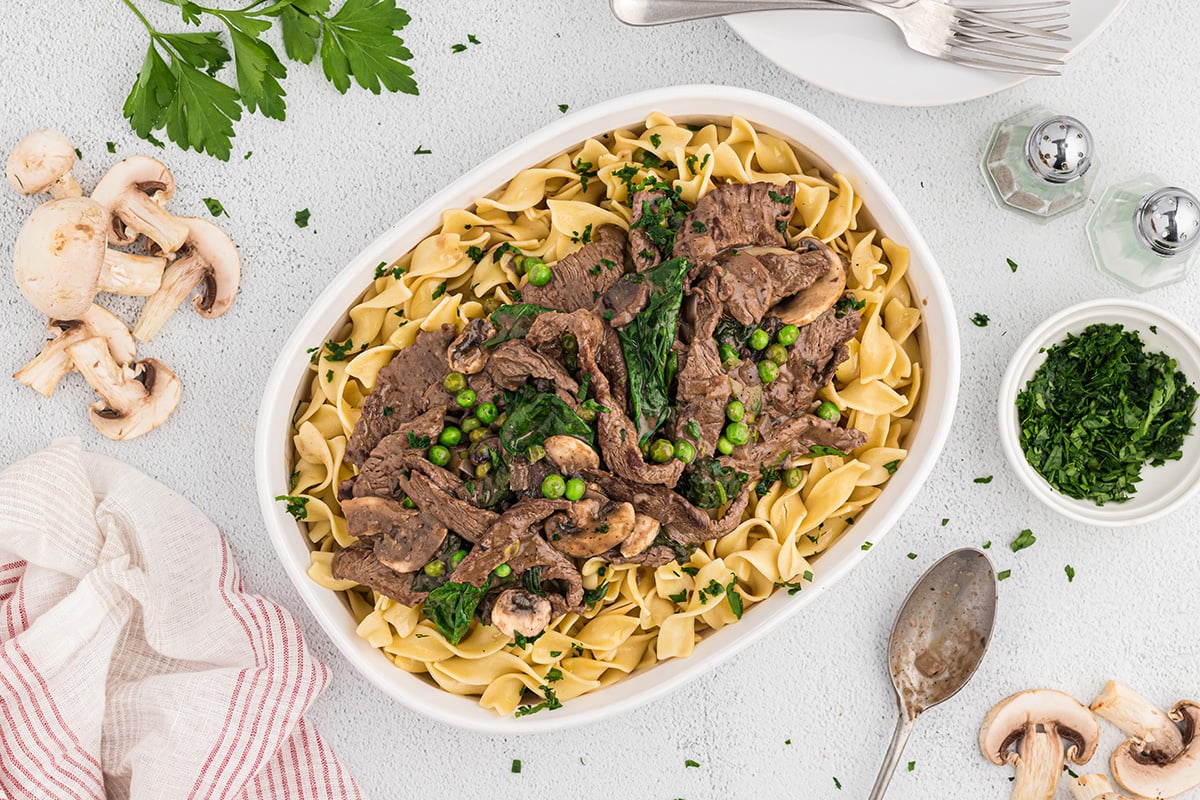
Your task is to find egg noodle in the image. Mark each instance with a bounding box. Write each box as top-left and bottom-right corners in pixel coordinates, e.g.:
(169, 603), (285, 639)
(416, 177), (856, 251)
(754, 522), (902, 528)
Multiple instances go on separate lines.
(287, 113), (923, 715)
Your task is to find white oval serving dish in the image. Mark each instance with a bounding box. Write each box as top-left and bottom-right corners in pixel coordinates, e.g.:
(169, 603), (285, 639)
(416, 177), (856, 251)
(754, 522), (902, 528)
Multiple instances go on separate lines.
(998, 298), (1200, 528)
(254, 85), (961, 733)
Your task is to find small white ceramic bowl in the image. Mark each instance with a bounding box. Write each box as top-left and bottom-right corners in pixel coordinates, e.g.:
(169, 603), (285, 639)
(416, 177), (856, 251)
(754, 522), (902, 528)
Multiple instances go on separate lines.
(998, 298), (1200, 527)
(255, 85), (960, 733)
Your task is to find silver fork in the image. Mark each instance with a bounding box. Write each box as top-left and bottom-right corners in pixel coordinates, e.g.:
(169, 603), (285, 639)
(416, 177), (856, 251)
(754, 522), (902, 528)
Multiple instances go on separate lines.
(609, 0), (1071, 76)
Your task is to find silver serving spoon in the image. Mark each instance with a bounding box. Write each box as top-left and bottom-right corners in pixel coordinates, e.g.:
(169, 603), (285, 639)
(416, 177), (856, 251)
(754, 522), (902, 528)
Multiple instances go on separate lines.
(867, 548), (998, 799)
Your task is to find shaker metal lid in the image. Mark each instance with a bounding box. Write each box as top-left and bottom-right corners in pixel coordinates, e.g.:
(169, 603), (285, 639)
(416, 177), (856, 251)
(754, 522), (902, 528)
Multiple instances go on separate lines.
(1024, 115), (1094, 184)
(1135, 187), (1200, 257)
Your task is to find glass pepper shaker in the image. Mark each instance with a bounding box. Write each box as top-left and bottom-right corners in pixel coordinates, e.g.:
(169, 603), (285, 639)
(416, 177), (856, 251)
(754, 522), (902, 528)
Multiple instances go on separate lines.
(981, 106), (1097, 221)
(1086, 176), (1200, 291)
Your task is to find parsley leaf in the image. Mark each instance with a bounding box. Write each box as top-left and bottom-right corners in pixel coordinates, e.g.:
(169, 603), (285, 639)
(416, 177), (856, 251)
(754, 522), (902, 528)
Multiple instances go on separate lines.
(971, 313), (990, 327)
(1010, 528), (1036, 553)
(414, 144), (431, 155)
(1007, 257), (1018, 273)
(997, 569), (1012, 581)
(202, 197), (228, 217)
(558, 103), (569, 113)
(974, 475), (993, 484)
(1065, 564), (1076, 582)
(295, 208), (311, 228)
(274, 494), (309, 519)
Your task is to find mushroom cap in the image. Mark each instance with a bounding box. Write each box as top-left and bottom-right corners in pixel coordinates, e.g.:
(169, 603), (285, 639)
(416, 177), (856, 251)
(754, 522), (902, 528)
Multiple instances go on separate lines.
(91, 155), (177, 246)
(545, 500), (635, 558)
(768, 239), (848, 328)
(13, 197), (106, 318)
(620, 514), (661, 558)
(177, 216), (241, 319)
(490, 589), (553, 639)
(1111, 701), (1200, 800)
(6, 129), (75, 195)
(979, 689), (1101, 767)
(544, 434), (601, 473)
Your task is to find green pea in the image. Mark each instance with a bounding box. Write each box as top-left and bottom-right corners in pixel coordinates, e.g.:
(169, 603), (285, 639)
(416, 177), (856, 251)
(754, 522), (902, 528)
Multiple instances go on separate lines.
(469, 427), (489, 443)
(726, 400), (745, 422)
(427, 445), (450, 466)
(443, 371), (467, 394)
(717, 436), (734, 455)
(758, 360), (780, 383)
(455, 388), (477, 408)
(461, 416), (482, 433)
(527, 259), (552, 287)
(451, 549), (468, 567)
(777, 325), (800, 346)
(561, 333), (578, 354)
(648, 439), (675, 463)
(511, 254), (527, 275)
(439, 426), (462, 446)
(673, 439), (696, 464)
(816, 401), (841, 421)
(748, 329), (769, 351)
(783, 467), (803, 488)
(542, 474), (566, 499)
(718, 344), (740, 369)
(475, 401), (498, 424)
(564, 477), (586, 501)
(423, 559), (445, 577)
(475, 462), (491, 478)
(765, 343), (788, 366)
(725, 422), (750, 446)
(493, 563), (512, 578)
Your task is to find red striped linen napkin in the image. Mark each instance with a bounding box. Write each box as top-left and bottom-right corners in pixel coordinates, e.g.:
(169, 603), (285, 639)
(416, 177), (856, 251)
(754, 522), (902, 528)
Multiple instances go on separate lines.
(0, 440), (364, 800)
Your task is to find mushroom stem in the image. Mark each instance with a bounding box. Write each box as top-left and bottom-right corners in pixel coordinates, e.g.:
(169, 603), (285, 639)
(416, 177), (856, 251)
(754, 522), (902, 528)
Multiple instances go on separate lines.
(68, 337), (149, 411)
(100, 250), (165, 296)
(112, 192), (189, 254)
(1011, 728), (1066, 800)
(1092, 681), (1186, 762)
(13, 305), (137, 398)
(48, 172), (82, 199)
(132, 251), (207, 341)
(1069, 774), (1129, 800)
(66, 337), (181, 440)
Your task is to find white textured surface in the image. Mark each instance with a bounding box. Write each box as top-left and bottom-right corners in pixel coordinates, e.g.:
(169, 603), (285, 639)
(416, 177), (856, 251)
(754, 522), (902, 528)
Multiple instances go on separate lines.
(2, 2), (1199, 798)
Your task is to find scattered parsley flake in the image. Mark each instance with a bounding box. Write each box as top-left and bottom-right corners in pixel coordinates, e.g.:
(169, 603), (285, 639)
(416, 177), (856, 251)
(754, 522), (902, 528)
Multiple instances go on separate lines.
(971, 313), (990, 327)
(74, 147), (83, 160)
(983, 540), (992, 549)
(202, 197), (228, 217)
(1150, 325), (1159, 334)
(1007, 258), (1018, 273)
(468, 33), (480, 44)
(684, 759), (700, 768)
(451, 43), (467, 53)
(974, 475), (993, 484)
(861, 541), (873, 551)
(883, 460), (900, 475)
(1065, 564), (1076, 582)
(106, 141), (116, 153)
(834, 777), (842, 790)
(997, 569), (1012, 581)
(1010, 528), (1037, 553)
(295, 208), (311, 228)
(558, 103), (569, 113)
(414, 145), (432, 155)
(908, 761), (916, 772)
(649, 133), (662, 148)
(511, 759), (521, 774)
(244, 151), (252, 160)
(941, 518), (949, 526)
(274, 494), (308, 520)
(431, 281), (447, 300)
(907, 553), (917, 560)
(325, 369), (333, 382)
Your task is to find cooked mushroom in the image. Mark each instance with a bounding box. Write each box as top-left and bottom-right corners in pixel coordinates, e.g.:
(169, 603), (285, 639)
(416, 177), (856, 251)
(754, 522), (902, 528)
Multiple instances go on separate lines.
(447, 317), (496, 374)
(14, 304), (136, 397)
(979, 689), (1101, 800)
(133, 216), (240, 342)
(1069, 774), (1133, 800)
(489, 588), (552, 639)
(545, 499), (634, 558)
(13, 198), (166, 318)
(769, 239), (848, 328)
(66, 336), (181, 440)
(1091, 682), (1200, 799)
(619, 514), (661, 557)
(543, 434), (600, 473)
(6, 129), (81, 199)
(90, 155), (189, 253)
(341, 495), (448, 574)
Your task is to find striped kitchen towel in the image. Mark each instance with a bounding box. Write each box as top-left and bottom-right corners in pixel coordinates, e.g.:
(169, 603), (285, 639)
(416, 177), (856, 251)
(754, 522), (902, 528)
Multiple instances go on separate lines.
(0, 440), (363, 800)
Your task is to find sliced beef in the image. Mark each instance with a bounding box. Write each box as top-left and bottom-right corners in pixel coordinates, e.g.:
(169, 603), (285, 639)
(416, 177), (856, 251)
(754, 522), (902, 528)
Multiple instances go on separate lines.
(764, 304), (860, 415)
(599, 273), (651, 328)
(526, 310), (684, 488)
(711, 486), (751, 536)
(629, 188), (669, 271)
(486, 340), (580, 408)
(673, 181), (795, 266)
(722, 413), (868, 474)
(331, 545), (426, 606)
(581, 469), (712, 547)
(605, 545), (676, 568)
(447, 317), (495, 375)
(346, 325), (456, 465)
(713, 251), (773, 326)
(348, 432), (457, 500)
(668, 273), (730, 458)
(519, 225), (627, 312)
(747, 238), (838, 300)
(448, 499), (571, 585)
(597, 323), (630, 416)
(505, 533), (585, 616)
(508, 456), (556, 495)
(342, 496), (447, 574)
(398, 471), (498, 542)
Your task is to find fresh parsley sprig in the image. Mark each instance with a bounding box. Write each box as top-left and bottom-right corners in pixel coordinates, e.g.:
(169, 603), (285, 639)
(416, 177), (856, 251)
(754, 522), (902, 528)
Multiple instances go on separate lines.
(120, 0), (417, 160)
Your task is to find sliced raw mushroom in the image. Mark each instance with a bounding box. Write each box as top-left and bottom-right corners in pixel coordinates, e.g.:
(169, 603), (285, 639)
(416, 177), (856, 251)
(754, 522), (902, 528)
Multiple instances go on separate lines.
(1069, 774), (1133, 800)
(66, 336), (181, 440)
(1091, 682), (1200, 799)
(619, 513), (661, 558)
(14, 304), (136, 397)
(13, 197), (165, 318)
(90, 155), (189, 252)
(133, 216), (240, 342)
(489, 588), (552, 639)
(543, 434), (600, 473)
(545, 499), (634, 558)
(447, 317), (496, 374)
(6, 129), (81, 199)
(979, 689), (1101, 800)
(768, 239), (848, 328)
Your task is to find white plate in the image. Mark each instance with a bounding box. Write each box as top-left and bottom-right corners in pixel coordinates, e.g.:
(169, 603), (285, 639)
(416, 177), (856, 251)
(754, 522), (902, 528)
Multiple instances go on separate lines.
(254, 85), (961, 733)
(998, 299), (1200, 527)
(725, 0), (1131, 107)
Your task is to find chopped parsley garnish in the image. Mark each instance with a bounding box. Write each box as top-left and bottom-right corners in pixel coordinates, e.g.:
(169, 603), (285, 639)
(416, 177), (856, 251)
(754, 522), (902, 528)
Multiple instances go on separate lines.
(74, 147), (83, 160)
(941, 518), (949, 526)
(725, 579), (743, 619)
(573, 159), (598, 191)
(883, 460), (900, 475)
(685, 759), (701, 768)
(982, 540), (992, 549)
(834, 296), (866, 318)
(383, 406), (394, 417)
(1007, 257), (1018, 273)
(834, 777), (842, 790)
(414, 145), (432, 155)
(295, 208), (311, 228)
(468, 33), (480, 44)
(971, 313), (990, 327)
(325, 369), (334, 382)
(690, 220), (707, 233)
(808, 446), (848, 458)
(668, 589), (688, 604)
(512, 630), (543, 649)
(450, 43), (467, 53)
(681, 566), (699, 576)
(106, 141), (117, 153)
(861, 541), (873, 551)
(202, 197), (228, 217)
(545, 668), (563, 682)
(974, 475), (993, 484)
(774, 570), (814, 595)
(570, 223), (594, 244)
(1065, 564), (1076, 582)
(323, 338), (356, 361)
(514, 685), (562, 717)
(684, 152), (711, 175)
(1150, 325), (1159, 334)
(907, 553), (917, 560)
(1010, 529), (1036, 553)
(274, 494), (309, 519)
(582, 581), (609, 606)
(997, 569), (1012, 581)
(908, 761), (916, 772)
(407, 430), (431, 449)
(648, 133), (662, 148)
(558, 103), (569, 113)
(768, 189), (791, 204)
(431, 281), (447, 300)
(466, 245), (485, 264)
(511, 759), (521, 774)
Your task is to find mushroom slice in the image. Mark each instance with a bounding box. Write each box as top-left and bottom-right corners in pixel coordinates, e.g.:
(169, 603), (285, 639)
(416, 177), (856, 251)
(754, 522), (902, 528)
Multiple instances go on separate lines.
(1091, 682), (1200, 799)
(13, 198), (166, 318)
(489, 588), (552, 639)
(619, 514), (661, 558)
(341, 495), (448, 574)
(6, 129), (81, 199)
(546, 500), (635, 558)
(447, 317), (496, 375)
(133, 217), (240, 342)
(91, 155), (189, 252)
(543, 434), (600, 473)
(14, 304), (136, 397)
(66, 337), (181, 440)
(979, 689), (1101, 800)
(768, 240), (848, 328)
(1069, 774), (1133, 800)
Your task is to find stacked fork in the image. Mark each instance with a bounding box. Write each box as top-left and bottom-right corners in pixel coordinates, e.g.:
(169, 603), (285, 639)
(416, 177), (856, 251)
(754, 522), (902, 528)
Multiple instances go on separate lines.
(611, 0), (1072, 76)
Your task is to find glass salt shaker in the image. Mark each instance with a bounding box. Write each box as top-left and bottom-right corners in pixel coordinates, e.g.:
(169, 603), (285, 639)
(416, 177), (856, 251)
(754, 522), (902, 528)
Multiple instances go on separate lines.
(981, 106), (1097, 221)
(1086, 177), (1200, 291)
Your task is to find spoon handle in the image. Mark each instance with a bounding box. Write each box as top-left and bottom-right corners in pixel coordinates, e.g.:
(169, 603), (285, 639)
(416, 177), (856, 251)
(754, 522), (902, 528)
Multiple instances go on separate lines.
(867, 715), (916, 800)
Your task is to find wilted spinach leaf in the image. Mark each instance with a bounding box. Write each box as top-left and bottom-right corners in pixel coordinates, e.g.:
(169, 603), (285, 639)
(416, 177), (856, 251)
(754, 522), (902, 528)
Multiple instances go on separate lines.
(484, 303), (551, 349)
(500, 385), (595, 456)
(422, 581), (486, 645)
(679, 457), (749, 509)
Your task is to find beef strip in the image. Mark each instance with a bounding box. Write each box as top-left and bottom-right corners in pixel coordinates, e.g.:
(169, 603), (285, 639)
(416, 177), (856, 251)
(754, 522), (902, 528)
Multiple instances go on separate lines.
(346, 325), (456, 465)
(673, 181), (795, 266)
(605, 545), (676, 568)
(341, 496), (447, 574)
(508, 456), (556, 495)
(447, 317), (495, 375)
(486, 340), (580, 408)
(667, 273), (730, 458)
(398, 471), (498, 542)
(628, 188), (668, 271)
(345, 406), (450, 500)
(518, 225), (627, 312)
(331, 545), (426, 606)
(746, 238), (838, 300)
(448, 499), (572, 585)
(505, 533), (585, 616)
(597, 323), (630, 416)
(599, 274), (651, 328)
(721, 413), (868, 474)
(763, 304), (861, 415)
(525, 310), (684, 488)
